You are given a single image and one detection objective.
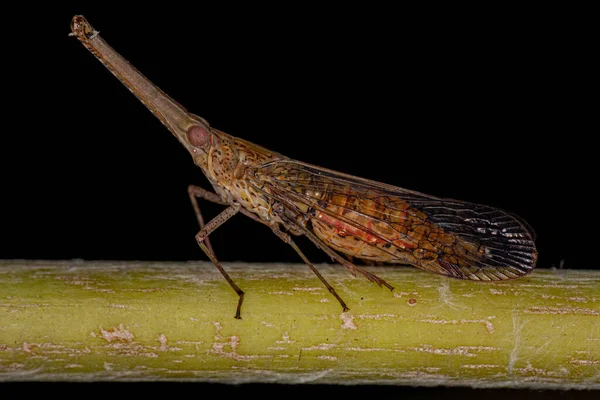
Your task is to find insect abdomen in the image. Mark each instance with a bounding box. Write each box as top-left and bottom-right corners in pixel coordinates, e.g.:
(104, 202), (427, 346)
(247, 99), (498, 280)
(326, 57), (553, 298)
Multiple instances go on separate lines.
(308, 192), (435, 263)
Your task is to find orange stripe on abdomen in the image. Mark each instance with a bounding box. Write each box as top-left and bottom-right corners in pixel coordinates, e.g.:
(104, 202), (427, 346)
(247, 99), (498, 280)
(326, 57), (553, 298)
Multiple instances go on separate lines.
(313, 211), (416, 250)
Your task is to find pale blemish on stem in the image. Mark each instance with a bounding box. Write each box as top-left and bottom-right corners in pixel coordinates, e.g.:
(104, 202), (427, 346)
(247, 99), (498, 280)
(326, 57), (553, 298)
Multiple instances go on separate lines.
(355, 314), (400, 320)
(109, 304), (129, 309)
(99, 324), (134, 343)
(393, 291), (418, 299)
(275, 332), (294, 344)
(523, 306), (600, 316)
(410, 345), (498, 357)
(344, 347), (406, 353)
(8, 342), (92, 358)
(460, 346), (502, 352)
(410, 345), (474, 357)
(0, 363), (25, 372)
(341, 312), (357, 330)
(513, 283), (580, 289)
(22, 342), (32, 353)
(461, 364), (501, 369)
(570, 359), (600, 365)
(158, 334), (168, 351)
(0, 303), (42, 308)
(513, 363), (552, 377)
(417, 318), (496, 334)
(437, 278), (464, 309)
(539, 294), (596, 303)
(210, 321), (268, 361)
(54, 276), (92, 286)
(302, 343), (336, 351)
(213, 322), (223, 339)
(508, 311), (524, 376)
(230, 336), (240, 353)
(210, 322), (239, 358)
(123, 288), (163, 293)
(175, 340), (204, 346)
(55, 275), (115, 293)
(105, 342), (158, 358)
(317, 355), (338, 361)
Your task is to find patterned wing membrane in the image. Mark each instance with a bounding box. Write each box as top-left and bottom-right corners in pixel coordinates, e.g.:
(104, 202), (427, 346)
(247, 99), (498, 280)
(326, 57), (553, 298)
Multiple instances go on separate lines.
(253, 160), (538, 281)
(405, 199), (538, 280)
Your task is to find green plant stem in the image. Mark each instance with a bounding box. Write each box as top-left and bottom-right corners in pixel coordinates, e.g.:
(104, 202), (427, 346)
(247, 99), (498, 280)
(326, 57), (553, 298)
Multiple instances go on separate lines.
(0, 260), (598, 388)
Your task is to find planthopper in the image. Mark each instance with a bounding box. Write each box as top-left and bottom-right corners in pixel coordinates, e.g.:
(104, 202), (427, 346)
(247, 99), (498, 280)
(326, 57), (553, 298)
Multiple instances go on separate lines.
(70, 16), (537, 319)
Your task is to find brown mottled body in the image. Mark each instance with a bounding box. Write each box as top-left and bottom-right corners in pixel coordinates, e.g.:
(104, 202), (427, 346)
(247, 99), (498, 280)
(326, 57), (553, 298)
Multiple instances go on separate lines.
(199, 138), (478, 278)
(70, 16), (538, 317)
(252, 162), (525, 281)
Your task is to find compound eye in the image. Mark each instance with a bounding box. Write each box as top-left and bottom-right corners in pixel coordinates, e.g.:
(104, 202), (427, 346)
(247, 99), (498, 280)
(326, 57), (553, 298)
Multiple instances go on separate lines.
(187, 125), (209, 147)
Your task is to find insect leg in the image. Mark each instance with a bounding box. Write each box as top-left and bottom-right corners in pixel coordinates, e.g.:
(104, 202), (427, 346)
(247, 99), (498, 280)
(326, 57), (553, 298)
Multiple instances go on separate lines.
(194, 203), (246, 319)
(188, 185), (228, 256)
(307, 229), (394, 290)
(271, 226), (349, 312)
(283, 217), (394, 291)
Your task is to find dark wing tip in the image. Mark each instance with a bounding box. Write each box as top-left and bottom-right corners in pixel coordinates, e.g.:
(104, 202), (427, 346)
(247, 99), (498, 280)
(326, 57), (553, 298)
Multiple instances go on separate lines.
(425, 203), (538, 281)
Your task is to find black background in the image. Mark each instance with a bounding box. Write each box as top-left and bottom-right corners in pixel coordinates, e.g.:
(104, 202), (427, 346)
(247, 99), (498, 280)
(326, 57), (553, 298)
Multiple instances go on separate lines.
(2, 5), (595, 398)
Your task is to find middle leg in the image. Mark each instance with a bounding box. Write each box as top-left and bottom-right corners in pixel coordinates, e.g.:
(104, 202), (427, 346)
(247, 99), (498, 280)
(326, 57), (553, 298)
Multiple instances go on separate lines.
(279, 213), (394, 291)
(271, 226), (349, 312)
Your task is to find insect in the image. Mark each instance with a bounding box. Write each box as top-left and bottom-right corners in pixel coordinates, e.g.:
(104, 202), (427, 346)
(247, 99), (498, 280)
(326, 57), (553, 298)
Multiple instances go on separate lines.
(70, 16), (538, 319)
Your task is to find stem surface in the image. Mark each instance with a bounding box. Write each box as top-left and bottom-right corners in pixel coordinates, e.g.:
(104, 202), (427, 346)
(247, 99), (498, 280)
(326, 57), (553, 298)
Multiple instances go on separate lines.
(0, 260), (598, 388)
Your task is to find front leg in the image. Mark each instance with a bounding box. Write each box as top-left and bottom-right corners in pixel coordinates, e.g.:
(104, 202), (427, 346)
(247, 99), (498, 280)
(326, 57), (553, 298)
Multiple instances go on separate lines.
(194, 202), (245, 319)
(188, 184), (268, 252)
(188, 185), (228, 256)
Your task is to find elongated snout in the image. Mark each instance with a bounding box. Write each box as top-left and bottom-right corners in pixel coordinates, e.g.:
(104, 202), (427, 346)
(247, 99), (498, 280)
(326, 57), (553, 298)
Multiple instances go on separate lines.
(70, 15), (209, 156)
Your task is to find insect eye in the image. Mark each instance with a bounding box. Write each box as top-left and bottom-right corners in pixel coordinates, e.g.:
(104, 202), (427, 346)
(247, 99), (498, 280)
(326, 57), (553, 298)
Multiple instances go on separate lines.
(187, 125), (209, 147)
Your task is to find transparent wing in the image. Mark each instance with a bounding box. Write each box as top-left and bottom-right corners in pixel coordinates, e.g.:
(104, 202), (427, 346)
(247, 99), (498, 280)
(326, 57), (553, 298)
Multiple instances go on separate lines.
(251, 160), (538, 281)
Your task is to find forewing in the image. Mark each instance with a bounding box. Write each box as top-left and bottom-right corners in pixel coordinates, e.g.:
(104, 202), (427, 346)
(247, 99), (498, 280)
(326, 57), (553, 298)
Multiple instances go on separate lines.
(252, 160), (538, 281)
